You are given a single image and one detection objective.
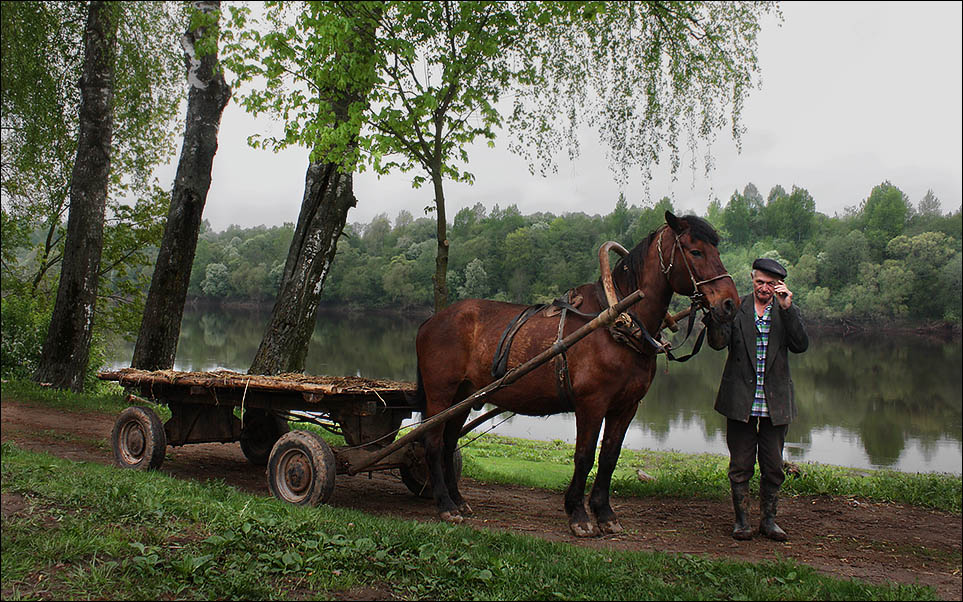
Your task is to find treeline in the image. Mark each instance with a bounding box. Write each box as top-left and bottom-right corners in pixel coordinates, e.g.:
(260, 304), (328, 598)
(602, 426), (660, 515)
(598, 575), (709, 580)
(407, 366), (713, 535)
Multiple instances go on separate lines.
(189, 180), (962, 325)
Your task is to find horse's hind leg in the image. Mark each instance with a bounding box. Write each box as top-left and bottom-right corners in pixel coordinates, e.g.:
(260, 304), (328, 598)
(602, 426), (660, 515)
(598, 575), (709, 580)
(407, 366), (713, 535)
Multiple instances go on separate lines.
(423, 419), (463, 523)
(422, 379), (472, 523)
(442, 411), (472, 516)
(565, 409), (604, 537)
(589, 401), (639, 534)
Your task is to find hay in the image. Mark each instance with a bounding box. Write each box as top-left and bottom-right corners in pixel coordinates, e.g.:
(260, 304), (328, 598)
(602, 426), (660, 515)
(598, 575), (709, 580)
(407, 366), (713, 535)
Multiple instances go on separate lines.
(98, 368), (416, 395)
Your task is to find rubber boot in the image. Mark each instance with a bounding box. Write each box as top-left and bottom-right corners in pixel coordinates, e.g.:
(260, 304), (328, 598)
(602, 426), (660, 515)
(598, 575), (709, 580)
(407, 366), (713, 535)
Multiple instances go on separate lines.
(731, 482), (752, 540)
(759, 488), (788, 541)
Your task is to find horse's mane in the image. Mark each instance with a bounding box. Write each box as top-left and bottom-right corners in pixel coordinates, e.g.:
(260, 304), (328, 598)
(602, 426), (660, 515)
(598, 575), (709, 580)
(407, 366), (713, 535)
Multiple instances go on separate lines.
(614, 215), (721, 283)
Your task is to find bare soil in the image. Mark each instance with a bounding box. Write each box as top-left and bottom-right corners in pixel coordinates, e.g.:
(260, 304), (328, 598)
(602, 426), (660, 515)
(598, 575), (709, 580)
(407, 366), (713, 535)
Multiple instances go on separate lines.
(2, 399), (960, 600)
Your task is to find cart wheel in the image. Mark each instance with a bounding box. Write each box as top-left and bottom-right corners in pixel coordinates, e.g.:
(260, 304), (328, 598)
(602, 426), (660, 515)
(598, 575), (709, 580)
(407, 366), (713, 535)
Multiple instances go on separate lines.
(400, 447), (462, 499)
(267, 431), (336, 506)
(111, 406), (167, 470)
(240, 410), (290, 466)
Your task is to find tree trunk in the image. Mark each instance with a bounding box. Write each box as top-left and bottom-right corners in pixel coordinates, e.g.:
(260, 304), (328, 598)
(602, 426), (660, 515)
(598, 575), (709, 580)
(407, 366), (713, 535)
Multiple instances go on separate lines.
(247, 3), (379, 376)
(131, 0), (231, 371)
(248, 162), (357, 375)
(431, 164), (450, 312)
(35, 1), (117, 391)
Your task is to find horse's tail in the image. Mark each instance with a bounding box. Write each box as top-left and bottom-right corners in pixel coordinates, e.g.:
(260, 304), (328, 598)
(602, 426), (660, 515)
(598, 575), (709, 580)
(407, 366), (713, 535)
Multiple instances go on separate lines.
(413, 359), (427, 413)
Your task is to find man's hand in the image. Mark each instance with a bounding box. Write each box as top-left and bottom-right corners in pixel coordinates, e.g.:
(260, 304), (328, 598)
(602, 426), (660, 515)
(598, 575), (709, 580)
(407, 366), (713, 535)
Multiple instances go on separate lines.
(773, 280), (793, 310)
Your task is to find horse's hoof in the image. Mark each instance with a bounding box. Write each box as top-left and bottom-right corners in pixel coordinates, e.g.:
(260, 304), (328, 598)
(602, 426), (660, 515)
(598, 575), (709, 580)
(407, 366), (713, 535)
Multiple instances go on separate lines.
(440, 511), (463, 524)
(599, 519), (623, 535)
(569, 521), (598, 538)
(458, 502), (474, 516)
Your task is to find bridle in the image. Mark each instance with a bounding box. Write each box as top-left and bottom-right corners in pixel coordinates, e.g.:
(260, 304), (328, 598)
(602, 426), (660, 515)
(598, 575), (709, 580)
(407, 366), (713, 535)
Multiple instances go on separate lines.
(657, 226), (733, 309)
(599, 223), (731, 363)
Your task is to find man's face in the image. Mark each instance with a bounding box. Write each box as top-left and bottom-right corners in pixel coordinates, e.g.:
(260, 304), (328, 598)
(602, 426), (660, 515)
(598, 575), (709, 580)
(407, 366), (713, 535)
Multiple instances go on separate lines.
(752, 271), (779, 304)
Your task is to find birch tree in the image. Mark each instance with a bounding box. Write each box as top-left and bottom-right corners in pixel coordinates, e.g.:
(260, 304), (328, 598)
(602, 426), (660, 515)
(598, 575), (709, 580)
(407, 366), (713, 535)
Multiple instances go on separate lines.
(224, 1), (382, 375)
(34, 1), (118, 390)
(2, 1), (184, 390)
(132, 1), (231, 371)
(222, 0), (777, 373)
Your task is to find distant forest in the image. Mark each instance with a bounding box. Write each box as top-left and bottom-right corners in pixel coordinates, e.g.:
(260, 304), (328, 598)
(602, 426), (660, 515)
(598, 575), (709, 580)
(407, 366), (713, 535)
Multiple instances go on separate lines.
(188, 180), (962, 326)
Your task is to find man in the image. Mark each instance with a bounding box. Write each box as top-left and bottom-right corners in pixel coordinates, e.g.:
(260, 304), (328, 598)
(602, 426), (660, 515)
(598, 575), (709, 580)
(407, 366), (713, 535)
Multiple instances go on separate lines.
(706, 257), (809, 541)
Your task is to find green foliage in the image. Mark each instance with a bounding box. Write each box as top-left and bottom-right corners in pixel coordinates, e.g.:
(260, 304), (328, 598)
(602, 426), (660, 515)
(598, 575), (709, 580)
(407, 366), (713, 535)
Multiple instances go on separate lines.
(861, 181), (912, 252)
(222, 1), (381, 167)
(222, 1), (777, 311)
(763, 186), (816, 248)
(458, 258), (490, 299)
(1, 1), (187, 355)
(510, 2), (780, 183)
(0, 298), (109, 390)
(0, 295), (50, 380)
(179, 178), (960, 327)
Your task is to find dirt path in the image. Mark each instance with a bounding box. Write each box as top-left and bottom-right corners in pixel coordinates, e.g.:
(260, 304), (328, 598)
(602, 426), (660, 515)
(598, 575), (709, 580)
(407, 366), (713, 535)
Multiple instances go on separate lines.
(2, 399), (960, 600)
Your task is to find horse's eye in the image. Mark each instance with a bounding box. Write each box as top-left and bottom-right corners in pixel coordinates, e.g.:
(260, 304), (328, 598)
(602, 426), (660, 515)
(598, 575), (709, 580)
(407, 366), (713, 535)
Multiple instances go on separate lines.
(690, 249), (703, 258)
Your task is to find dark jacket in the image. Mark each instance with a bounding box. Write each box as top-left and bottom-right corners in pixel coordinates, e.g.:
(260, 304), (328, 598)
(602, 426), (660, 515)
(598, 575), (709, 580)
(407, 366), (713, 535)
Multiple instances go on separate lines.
(707, 294), (809, 426)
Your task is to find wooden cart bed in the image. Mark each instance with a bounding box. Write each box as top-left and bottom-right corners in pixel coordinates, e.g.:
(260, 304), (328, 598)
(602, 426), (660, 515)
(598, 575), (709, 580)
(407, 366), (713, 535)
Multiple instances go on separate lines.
(99, 368), (417, 410)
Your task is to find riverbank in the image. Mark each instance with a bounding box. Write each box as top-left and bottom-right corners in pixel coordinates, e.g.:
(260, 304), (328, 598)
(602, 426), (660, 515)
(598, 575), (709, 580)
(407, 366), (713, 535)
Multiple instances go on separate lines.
(188, 296), (962, 340)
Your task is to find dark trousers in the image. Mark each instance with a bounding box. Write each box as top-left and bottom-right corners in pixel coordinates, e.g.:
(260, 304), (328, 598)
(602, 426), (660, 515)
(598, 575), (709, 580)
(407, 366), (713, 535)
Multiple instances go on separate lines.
(726, 417), (787, 492)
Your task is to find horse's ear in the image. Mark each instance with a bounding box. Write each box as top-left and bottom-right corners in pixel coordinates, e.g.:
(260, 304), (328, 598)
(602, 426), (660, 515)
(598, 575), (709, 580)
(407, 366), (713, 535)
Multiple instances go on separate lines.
(665, 211), (682, 233)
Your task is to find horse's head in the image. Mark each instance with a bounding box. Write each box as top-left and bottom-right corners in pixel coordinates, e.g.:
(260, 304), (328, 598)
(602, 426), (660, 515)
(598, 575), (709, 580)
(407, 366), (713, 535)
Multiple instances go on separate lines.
(659, 211), (740, 323)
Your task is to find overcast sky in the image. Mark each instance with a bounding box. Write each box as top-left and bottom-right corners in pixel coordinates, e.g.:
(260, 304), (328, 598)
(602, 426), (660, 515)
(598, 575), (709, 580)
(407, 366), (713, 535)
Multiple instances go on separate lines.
(188, 1), (963, 232)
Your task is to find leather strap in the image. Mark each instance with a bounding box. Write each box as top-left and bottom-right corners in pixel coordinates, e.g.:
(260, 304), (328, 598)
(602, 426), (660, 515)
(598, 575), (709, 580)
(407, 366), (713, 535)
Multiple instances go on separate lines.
(492, 304), (546, 378)
(552, 307), (576, 409)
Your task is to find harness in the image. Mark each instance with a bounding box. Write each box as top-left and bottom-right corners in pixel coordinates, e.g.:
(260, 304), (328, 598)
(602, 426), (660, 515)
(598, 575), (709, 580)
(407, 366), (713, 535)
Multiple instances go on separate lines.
(657, 227), (734, 310)
(491, 289), (592, 409)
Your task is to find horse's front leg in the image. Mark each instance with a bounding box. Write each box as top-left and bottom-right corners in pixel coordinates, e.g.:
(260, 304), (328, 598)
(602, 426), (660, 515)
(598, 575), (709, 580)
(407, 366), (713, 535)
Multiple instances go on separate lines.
(565, 410), (604, 537)
(589, 402), (639, 534)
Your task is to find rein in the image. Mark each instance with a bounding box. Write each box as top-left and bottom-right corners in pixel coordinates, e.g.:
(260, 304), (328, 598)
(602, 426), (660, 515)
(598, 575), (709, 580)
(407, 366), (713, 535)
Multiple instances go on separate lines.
(608, 275), (707, 363)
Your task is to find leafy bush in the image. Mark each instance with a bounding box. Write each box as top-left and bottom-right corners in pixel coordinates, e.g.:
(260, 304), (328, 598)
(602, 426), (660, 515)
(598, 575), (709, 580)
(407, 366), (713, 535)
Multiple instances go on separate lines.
(1, 293), (111, 389)
(0, 293), (50, 380)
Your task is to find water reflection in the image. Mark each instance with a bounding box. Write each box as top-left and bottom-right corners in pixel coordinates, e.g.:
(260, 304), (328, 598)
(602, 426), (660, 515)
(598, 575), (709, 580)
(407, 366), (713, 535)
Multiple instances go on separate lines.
(106, 306), (962, 474)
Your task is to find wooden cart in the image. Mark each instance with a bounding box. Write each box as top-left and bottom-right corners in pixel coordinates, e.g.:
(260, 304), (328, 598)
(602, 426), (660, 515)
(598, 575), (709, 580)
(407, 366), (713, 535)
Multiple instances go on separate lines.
(98, 369), (451, 505)
(99, 289), (646, 508)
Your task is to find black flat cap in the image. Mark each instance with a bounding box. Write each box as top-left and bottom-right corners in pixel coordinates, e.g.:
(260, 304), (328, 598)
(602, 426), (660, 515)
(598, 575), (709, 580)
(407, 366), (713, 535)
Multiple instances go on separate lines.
(752, 258), (787, 279)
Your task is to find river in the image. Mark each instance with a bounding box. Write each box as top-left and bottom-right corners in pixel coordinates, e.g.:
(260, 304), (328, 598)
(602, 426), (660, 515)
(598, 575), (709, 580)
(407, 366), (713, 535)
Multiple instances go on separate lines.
(106, 305), (962, 475)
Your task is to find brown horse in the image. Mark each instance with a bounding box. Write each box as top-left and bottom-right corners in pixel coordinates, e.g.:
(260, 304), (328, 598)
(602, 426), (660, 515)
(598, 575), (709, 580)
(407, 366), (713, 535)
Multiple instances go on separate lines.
(414, 211), (740, 536)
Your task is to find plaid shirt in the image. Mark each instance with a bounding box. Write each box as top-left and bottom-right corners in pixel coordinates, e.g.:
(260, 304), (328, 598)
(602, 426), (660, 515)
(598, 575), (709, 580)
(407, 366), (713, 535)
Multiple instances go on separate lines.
(751, 302), (773, 417)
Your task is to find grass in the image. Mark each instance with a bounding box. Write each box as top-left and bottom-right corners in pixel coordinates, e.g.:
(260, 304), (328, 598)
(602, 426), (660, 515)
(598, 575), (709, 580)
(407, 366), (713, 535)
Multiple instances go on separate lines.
(2, 378), (959, 599)
(455, 432), (963, 514)
(1, 441), (942, 601)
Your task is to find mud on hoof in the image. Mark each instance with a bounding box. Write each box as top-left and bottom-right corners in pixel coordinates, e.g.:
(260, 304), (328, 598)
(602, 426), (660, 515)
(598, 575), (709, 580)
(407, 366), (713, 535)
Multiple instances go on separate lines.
(569, 520), (598, 538)
(457, 502), (474, 516)
(598, 519), (623, 535)
(440, 510), (464, 524)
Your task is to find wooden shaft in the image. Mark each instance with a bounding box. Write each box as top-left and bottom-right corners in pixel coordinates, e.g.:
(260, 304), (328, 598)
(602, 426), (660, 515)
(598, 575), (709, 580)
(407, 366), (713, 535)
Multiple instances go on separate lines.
(661, 306), (694, 332)
(459, 407), (506, 437)
(346, 288), (645, 475)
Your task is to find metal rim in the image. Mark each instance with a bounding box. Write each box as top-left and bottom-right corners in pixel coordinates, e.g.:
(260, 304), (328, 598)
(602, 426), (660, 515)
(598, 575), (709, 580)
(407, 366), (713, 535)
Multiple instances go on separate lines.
(117, 419), (148, 466)
(273, 447), (314, 503)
